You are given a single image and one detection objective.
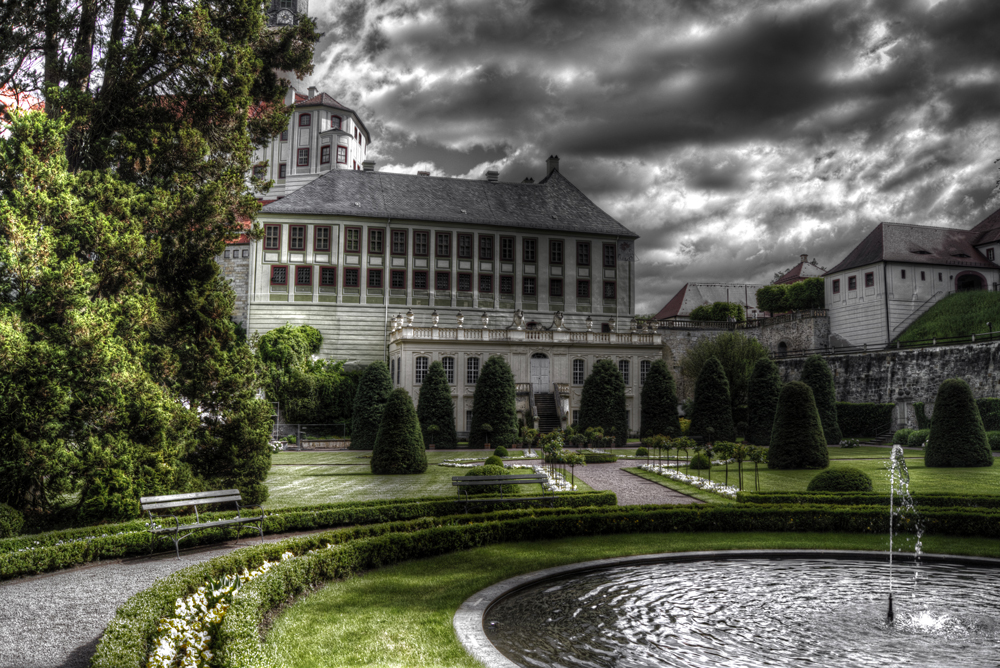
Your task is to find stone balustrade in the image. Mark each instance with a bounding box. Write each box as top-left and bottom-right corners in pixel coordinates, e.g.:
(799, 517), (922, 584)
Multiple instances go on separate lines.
(388, 324), (661, 346)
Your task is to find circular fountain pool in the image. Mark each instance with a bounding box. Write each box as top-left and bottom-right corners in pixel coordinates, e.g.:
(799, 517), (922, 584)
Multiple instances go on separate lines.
(468, 552), (1000, 668)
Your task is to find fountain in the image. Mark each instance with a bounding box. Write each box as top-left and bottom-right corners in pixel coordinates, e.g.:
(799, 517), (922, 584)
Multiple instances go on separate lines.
(887, 443), (923, 623)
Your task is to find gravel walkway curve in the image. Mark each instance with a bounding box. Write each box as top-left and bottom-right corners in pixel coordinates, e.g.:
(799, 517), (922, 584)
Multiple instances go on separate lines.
(568, 459), (702, 506)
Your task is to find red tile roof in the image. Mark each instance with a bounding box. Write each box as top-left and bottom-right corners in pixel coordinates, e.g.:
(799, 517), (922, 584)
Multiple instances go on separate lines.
(654, 283), (689, 319)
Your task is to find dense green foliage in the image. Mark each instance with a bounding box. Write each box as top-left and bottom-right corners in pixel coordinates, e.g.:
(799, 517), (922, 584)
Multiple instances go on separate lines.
(756, 277), (825, 313)
(484, 455), (504, 467)
(768, 381), (829, 470)
(836, 403), (894, 438)
(894, 429), (914, 445)
(461, 465), (515, 495)
(736, 492), (1000, 507)
(639, 359), (681, 438)
(689, 452), (712, 469)
(578, 359), (629, 447)
(978, 398), (1000, 432)
(371, 389), (427, 475)
(0, 504), (23, 538)
(746, 358), (782, 446)
(469, 356), (518, 449)
(417, 361), (458, 449)
(908, 429), (931, 448)
(925, 378), (992, 467)
(801, 356), (841, 444)
(689, 302), (745, 322)
(635, 447), (648, 457)
(806, 468), (873, 492)
(350, 362), (393, 450)
(680, 332), (768, 424)
(987, 432), (1000, 450)
(581, 453), (619, 464)
(896, 292), (1000, 343)
(689, 357), (736, 442)
(493, 446), (509, 458)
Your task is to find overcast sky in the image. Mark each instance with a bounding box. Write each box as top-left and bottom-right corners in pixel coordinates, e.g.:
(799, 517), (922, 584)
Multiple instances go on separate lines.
(303, 0), (1000, 314)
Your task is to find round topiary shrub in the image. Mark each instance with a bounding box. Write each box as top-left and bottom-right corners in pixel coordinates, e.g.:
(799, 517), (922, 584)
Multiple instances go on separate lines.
(689, 452), (711, 470)
(807, 467), (873, 492)
(907, 429), (931, 448)
(0, 503), (24, 538)
(493, 446), (509, 458)
(635, 447), (648, 457)
(893, 428), (914, 445)
(987, 431), (1000, 451)
(484, 455), (504, 467)
(925, 378), (992, 468)
(462, 465), (515, 495)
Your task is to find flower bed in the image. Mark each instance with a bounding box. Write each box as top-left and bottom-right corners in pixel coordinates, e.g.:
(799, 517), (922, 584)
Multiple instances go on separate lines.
(640, 464), (740, 499)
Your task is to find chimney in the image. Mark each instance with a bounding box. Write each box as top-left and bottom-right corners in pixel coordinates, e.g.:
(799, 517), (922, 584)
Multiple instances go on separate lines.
(546, 155), (559, 174)
(417, 171), (430, 176)
(284, 86), (296, 106)
(800, 254), (808, 264)
(486, 170), (499, 183)
(362, 160), (375, 172)
(307, 86), (318, 98)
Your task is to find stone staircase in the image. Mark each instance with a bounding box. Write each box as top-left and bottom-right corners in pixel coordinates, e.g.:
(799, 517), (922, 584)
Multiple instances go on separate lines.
(533, 393), (561, 433)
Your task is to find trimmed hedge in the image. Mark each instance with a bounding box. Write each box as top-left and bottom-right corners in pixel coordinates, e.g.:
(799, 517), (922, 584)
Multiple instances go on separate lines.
(746, 358), (781, 446)
(635, 447), (648, 456)
(893, 428), (913, 445)
(484, 455), (504, 467)
(925, 378), (992, 467)
(350, 361), (392, 450)
(978, 398), (1000, 432)
(462, 465), (514, 495)
(0, 504), (23, 539)
(371, 388), (428, 474)
(689, 452), (711, 470)
(689, 356), (735, 442)
(493, 446), (509, 458)
(639, 359), (681, 439)
(806, 467), (873, 493)
(579, 359), (629, 447)
(802, 356), (841, 444)
(469, 356), (519, 450)
(907, 428), (930, 448)
(988, 431), (1000, 451)
(582, 453), (618, 464)
(417, 361), (458, 449)
(837, 403), (894, 439)
(737, 492), (1000, 508)
(768, 381), (829, 470)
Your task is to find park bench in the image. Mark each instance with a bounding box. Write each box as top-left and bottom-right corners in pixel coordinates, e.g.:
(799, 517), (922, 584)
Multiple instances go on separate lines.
(451, 473), (552, 513)
(140, 489), (265, 559)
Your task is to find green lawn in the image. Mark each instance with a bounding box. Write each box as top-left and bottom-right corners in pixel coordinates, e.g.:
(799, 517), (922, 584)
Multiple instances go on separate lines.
(263, 450), (590, 509)
(261, 531), (1000, 668)
(896, 291), (1000, 343)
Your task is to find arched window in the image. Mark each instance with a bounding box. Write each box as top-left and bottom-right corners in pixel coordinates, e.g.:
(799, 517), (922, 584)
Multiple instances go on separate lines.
(467, 357), (480, 384)
(601, 323), (611, 333)
(640, 360), (651, 385)
(442, 356), (455, 384)
(618, 360), (630, 385)
(572, 359), (585, 385)
(415, 356), (428, 384)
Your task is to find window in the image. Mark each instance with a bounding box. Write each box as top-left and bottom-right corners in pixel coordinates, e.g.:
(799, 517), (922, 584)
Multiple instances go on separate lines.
(577, 280), (590, 298)
(466, 410), (473, 428)
(415, 357), (428, 384)
(832, 279), (840, 294)
(278, 163), (287, 179)
(289, 226), (305, 250)
(619, 360), (630, 385)
(938, 272), (943, 281)
(413, 232), (429, 256)
(640, 360), (651, 385)
(458, 273), (472, 292)
(367, 269), (382, 288)
(500, 275), (513, 294)
(900, 270), (906, 280)
(550, 240), (563, 264)
(390, 270), (405, 289)
(297, 148), (309, 166)
(479, 235), (493, 260)
(242, 250), (249, 258)
(479, 275), (493, 293)
(296, 266), (311, 285)
(314, 226), (330, 251)
(264, 225), (281, 250)
(224, 250), (231, 259)
(523, 277), (536, 296)
(523, 239), (536, 262)
(603, 282), (616, 299)
(501, 237), (514, 261)
(280, 130), (288, 141)
(434, 233), (450, 257)
(271, 265), (287, 285)
(331, 115), (341, 130)
(603, 243), (616, 267)
(345, 228), (360, 253)
(988, 248), (995, 261)
(848, 275), (857, 290)
(320, 146), (331, 164)
(442, 357), (455, 383)
(413, 271), (428, 290)
(436, 272), (450, 291)
(550, 278), (563, 297)
(299, 113), (310, 127)
(344, 268), (359, 287)
(320, 267), (336, 286)
(253, 166), (265, 178)
(467, 357), (480, 384)
(458, 234), (472, 258)
(921, 271), (926, 281)
(369, 229), (383, 254)
(572, 359), (585, 385)
(397, 359), (401, 384)
(336, 146), (347, 163)
(865, 272), (875, 287)
(392, 230), (406, 254)
(390, 359), (395, 385)
(572, 410), (580, 426)
(577, 242), (590, 266)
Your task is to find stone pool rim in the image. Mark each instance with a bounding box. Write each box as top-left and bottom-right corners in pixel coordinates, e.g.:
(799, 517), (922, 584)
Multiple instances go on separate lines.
(453, 548), (1000, 668)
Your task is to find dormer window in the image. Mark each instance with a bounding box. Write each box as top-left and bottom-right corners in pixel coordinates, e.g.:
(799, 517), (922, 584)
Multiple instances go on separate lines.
(910, 250), (931, 255)
(952, 253), (970, 258)
(331, 115), (341, 130)
(299, 113), (311, 127)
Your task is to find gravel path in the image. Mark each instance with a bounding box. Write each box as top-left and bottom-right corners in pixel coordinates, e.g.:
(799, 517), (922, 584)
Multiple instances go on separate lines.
(569, 459), (701, 506)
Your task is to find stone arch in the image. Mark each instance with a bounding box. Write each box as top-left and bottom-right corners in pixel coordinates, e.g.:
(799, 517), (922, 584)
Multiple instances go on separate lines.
(777, 341), (788, 357)
(955, 270), (987, 292)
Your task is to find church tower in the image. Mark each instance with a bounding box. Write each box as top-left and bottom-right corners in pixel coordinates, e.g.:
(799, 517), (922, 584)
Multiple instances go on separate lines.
(266, 0), (309, 27)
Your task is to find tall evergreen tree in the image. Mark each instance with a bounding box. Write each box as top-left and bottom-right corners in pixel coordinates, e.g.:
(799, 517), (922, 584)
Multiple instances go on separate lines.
(350, 361), (392, 450)
(746, 358), (782, 446)
(801, 355), (841, 444)
(680, 332), (768, 423)
(579, 359), (629, 447)
(925, 378), (992, 467)
(688, 357), (736, 442)
(371, 389), (427, 474)
(469, 356), (518, 449)
(768, 381), (829, 469)
(639, 359), (680, 438)
(417, 361), (457, 449)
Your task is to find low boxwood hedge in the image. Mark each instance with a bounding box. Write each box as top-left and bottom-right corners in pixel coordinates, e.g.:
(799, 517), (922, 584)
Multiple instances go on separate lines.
(736, 492), (1000, 508)
(987, 431), (1000, 450)
(806, 467), (873, 493)
(908, 428), (931, 448)
(583, 453), (618, 463)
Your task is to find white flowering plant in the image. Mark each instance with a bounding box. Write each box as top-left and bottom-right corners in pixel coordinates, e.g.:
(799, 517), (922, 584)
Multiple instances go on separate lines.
(640, 464), (740, 499)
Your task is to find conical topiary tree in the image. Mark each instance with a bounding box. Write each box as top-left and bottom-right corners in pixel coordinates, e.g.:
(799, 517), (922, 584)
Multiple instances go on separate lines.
(640, 359), (681, 438)
(746, 358), (781, 446)
(689, 356), (735, 442)
(469, 356), (518, 449)
(350, 361), (392, 450)
(371, 388), (428, 474)
(925, 378), (992, 467)
(417, 361), (457, 449)
(801, 355), (841, 444)
(578, 359), (629, 447)
(768, 381), (829, 469)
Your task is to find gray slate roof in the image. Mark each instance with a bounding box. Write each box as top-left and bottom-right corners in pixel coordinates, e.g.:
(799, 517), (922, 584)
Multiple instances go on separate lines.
(825, 222), (995, 275)
(261, 169), (638, 238)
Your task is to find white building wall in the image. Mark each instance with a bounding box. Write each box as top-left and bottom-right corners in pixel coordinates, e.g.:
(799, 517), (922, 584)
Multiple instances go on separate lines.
(825, 262), (888, 347)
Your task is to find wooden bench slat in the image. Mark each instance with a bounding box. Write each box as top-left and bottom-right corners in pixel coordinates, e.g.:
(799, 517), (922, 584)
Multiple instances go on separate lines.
(143, 495), (242, 511)
(140, 490), (241, 504)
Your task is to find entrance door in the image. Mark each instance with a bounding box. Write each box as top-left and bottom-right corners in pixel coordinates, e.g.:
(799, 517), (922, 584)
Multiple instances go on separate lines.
(530, 353), (550, 388)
